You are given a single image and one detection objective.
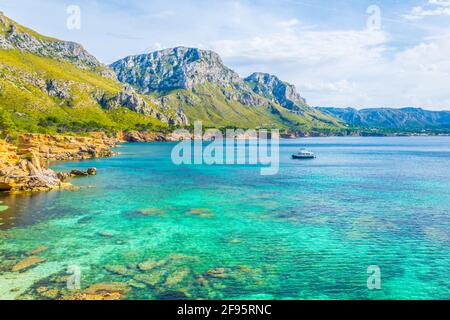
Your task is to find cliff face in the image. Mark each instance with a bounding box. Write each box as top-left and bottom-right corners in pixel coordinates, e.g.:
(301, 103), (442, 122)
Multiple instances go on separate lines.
(17, 133), (117, 161)
(244, 72), (308, 112)
(111, 47), (243, 92)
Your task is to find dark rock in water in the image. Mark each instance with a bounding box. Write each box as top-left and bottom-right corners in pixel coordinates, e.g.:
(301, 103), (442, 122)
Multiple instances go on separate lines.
(87, 168), (97, 175)
(56, 172), (71, 182)
(70, 169), (88, 177)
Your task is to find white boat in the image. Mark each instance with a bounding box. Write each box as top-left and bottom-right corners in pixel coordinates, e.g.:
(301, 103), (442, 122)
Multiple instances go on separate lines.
(292, 149), (316, 159)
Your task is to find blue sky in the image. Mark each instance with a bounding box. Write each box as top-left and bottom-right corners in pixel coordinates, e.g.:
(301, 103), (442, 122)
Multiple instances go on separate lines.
(1, 0), (450, 110)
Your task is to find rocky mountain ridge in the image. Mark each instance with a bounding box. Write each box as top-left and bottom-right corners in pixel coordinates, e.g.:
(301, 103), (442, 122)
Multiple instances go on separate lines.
(110, 47), (340, 130)
(318, 107), (450, 131)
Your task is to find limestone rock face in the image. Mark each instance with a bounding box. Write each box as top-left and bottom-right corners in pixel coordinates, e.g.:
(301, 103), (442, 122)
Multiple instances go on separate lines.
(0, 12), (100, 69)
(18, 133), (117, 161)
(111, 47), (242, 92)
(244, 72), (308, 111)
(98, 85), (189, 126)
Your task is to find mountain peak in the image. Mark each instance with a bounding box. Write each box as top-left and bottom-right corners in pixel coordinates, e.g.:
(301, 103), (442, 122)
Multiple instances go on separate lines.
(244, 72), (308, 111)
(110, 46), (242, 93)
(0, 12), (100, 69)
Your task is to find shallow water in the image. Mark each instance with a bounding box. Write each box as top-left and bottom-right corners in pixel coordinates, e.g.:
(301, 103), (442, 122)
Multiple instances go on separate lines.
(0, 137), (449, 300)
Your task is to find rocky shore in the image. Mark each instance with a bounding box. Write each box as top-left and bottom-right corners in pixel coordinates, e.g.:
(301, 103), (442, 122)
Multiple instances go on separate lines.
(0, 131), (186, 193)
(0, 133), (118, 192)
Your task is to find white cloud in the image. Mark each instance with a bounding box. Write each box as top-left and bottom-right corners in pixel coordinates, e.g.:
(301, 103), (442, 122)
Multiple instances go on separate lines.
(210, 24), (450, 110)
(404, 0), (450, 20)
(279, 19), (301, 28)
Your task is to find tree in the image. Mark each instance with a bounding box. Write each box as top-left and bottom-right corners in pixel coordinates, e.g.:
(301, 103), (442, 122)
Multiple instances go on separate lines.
(0, 109), (16, 139)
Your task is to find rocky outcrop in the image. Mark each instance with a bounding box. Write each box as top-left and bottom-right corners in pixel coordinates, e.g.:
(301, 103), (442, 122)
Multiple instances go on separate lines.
(17, 133), (117, 162)
(0, 133), (117, 192)
(0, 12), (101, 70)
(0, 139), (68, 192)
(121, 131), (168, 142)
(45, 79), (71, 99)
(98, 85), (189, 126)
(244, 72), (308, 111)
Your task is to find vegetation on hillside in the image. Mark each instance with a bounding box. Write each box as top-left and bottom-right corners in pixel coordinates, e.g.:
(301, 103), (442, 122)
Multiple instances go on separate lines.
(0, 49), (168, 140)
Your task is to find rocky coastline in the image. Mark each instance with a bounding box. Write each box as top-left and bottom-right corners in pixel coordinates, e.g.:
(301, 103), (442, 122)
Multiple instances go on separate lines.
(0, 130), (193, 193)
(0, 133), (120, 193)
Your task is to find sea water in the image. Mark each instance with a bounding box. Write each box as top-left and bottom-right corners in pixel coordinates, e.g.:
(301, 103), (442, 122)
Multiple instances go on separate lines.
(0, 137), (449, 300)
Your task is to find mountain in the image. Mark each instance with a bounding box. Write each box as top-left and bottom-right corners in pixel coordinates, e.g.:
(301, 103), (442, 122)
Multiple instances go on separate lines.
(111, 47), (341, 131)
(0, 12), (101, 71)
(0, 12), (187, 139)
(244, 72), (308, 112)
(318, 107), (450, 131)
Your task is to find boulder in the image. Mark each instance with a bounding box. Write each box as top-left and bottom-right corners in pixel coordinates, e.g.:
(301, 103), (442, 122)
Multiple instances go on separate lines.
(70, 169), (88, 177)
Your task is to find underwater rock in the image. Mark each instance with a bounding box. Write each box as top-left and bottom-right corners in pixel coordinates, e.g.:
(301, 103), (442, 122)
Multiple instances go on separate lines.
(188, 208), (214, 218)
(104, 264), (130, 276)
(196, 275), (210, 288)
(36, 287), (60, 299)
(12, 256), (47, 272)
(128, 280), (147, 289)
(27, 246), (49, 255)
(137, 208), (164, 216)
(99, 231), (114, 238)
(164, 268), (190, 287)
(84, 282), (130, 295)
(205, 268), (229, 279)
(134, 271), (165, 287)
(137, 259), (166, 271)
(62, 282), (130, 300)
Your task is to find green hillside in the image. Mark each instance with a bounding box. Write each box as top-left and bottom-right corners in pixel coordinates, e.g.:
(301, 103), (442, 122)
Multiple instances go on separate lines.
(0, 50), (166, 139)
(150, 83), (342, 131)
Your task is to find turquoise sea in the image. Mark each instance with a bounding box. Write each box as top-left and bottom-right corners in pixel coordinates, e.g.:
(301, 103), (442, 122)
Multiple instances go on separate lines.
(0, 137), (449, 300)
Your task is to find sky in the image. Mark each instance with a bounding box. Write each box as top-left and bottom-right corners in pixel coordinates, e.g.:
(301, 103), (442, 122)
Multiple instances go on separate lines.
(1, 0), (450, 110)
